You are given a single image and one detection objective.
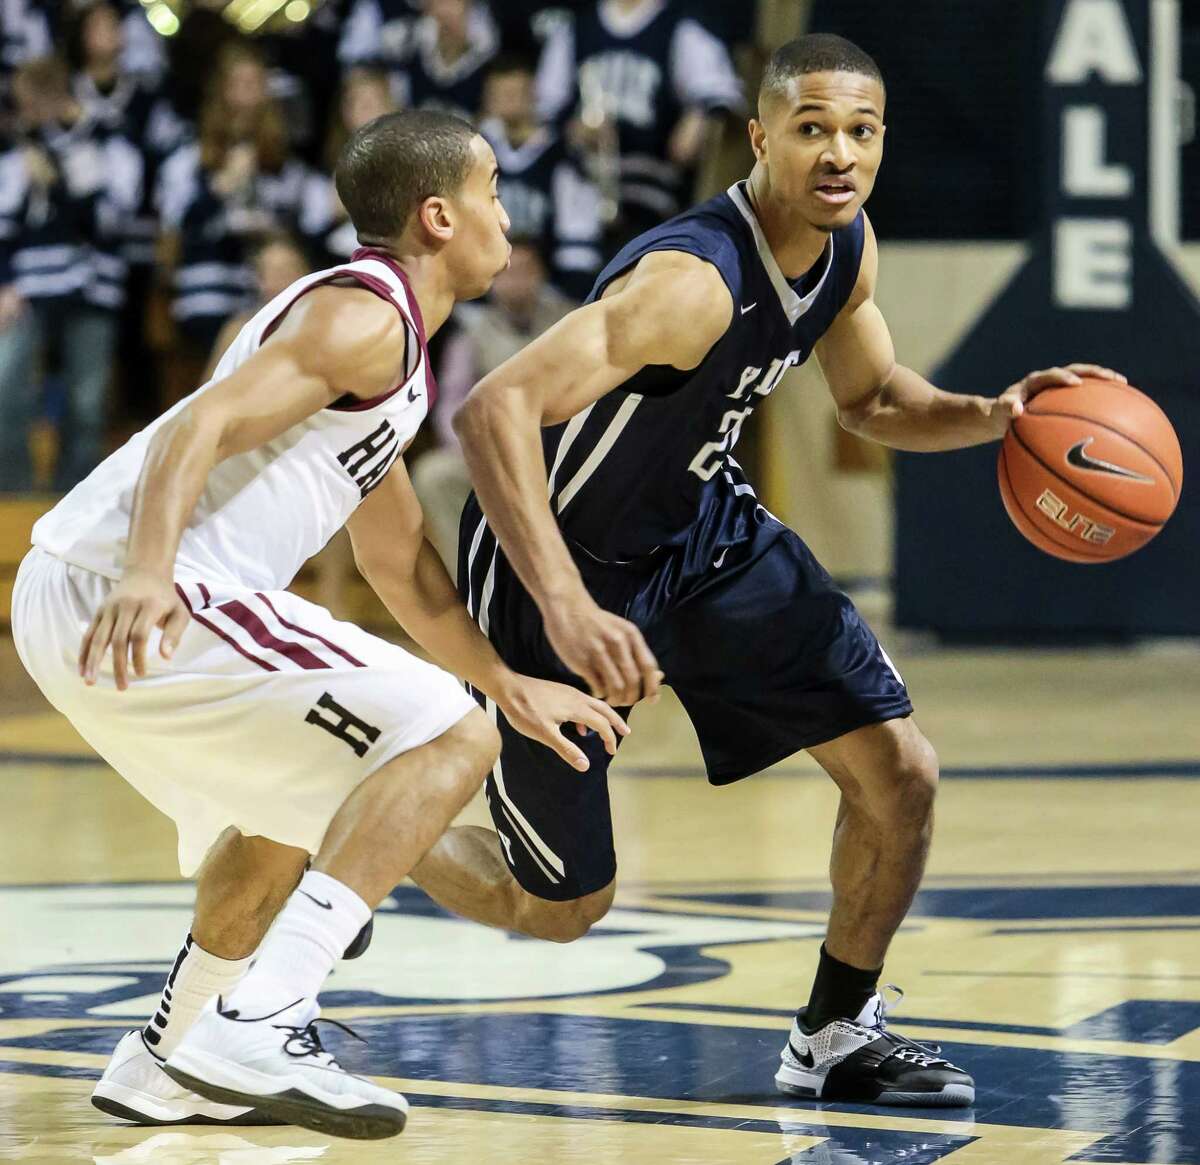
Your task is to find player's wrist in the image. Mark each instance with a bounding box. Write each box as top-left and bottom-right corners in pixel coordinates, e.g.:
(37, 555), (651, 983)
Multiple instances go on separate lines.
(485, 666), (526, 713)
(122, 561), (174, 587)
(533, 574), (592, 622)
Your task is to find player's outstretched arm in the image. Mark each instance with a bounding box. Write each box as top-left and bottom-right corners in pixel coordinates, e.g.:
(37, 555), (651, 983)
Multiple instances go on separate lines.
(79, 288), (404, 690)
(453, 251), (732, 707)
(347, 459), (628, 771)
(816, 215), (1127, 452)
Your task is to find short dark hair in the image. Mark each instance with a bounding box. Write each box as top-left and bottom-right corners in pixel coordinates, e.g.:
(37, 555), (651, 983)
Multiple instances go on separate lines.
(759, 34), (884, 111)
(335, 109), (477, 244)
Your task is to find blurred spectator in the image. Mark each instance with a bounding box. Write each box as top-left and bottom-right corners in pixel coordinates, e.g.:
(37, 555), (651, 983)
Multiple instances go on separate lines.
(157, 44), (313, 399)
(164, 0), (242, 125)
(412, 237), (573, 565)
(401, 0), (499, 121)
(69, 1), (185, 266)
(300, 65), (396, 266)
(338, 0), (422, 74)
(491, 1), (585, 60)
(202, 231), (312, 382)
(480, 54), (601, 300)
(256, 1), (344, 167)
(536, 0), (743, 245)
(108, 0), (167, 84)
(68, 1), (187, 422)
(0, 55), (141, 491)
(1, 0), (51, 72)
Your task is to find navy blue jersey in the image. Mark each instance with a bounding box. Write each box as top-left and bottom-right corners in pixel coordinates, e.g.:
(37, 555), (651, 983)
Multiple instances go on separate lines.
(538, 1), (742, 222)
(542, 181), (865, 562)
(573, 0), (679, 217)
(404, 7), (498, 122)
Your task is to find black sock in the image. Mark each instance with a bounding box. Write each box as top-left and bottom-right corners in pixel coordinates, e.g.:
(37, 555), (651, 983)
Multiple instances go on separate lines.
(802, 944), (881, 1031)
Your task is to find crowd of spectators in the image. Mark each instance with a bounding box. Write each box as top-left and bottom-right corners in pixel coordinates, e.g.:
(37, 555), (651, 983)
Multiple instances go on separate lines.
(0, 0), (751, 496)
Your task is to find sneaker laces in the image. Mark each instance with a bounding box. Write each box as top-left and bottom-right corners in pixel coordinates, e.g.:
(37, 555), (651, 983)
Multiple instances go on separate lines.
(872, 985), (954, 1069)
(273, 1016), (365, 1069)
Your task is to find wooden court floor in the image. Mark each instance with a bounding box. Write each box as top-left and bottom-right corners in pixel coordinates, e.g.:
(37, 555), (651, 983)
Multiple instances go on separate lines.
(2, 628), (1199, 1164)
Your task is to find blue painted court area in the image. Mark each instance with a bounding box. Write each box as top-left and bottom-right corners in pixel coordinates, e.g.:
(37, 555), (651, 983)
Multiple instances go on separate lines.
(5, 1011), (1196, 1164)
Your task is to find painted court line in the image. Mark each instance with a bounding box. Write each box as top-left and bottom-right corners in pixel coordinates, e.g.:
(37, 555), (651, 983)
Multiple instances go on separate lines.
(3, 752), (1200, 779)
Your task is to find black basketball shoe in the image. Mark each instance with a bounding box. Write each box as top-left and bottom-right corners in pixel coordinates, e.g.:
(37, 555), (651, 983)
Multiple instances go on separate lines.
(776, 987), (974, 1107)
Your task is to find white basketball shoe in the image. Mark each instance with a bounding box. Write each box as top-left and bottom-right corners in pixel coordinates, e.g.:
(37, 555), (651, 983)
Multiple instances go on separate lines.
(776, 987), (975, 1107)
(163, 996), (409, 1140)
(91, 1031), (278, 1126)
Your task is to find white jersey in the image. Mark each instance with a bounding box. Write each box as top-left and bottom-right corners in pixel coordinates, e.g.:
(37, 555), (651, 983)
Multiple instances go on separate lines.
(33, 249), (433, 591)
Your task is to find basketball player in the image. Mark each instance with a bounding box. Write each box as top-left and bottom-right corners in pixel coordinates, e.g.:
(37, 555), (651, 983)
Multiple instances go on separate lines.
(411, 37), (1128, 1107)
(10, 110), (626, 1140)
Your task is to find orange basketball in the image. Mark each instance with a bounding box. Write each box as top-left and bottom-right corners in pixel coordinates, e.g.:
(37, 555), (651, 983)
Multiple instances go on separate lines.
(998, 379), (1183, 563)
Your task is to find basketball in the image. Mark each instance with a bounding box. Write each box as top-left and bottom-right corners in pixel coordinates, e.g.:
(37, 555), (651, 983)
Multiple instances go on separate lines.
(998, 379), (1183, 563)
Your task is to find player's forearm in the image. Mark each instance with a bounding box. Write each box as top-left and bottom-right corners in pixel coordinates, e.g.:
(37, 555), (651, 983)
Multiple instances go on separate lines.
(842, 365), (1006, 452)
(123, 411), (222, 580)
(454, 390), (589, 613)
(361, 537), (517, 704)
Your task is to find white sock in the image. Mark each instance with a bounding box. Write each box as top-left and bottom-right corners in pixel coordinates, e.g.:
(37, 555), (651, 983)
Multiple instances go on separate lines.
(142, 933), (252, 1060)
(225, 870), (371, 1016)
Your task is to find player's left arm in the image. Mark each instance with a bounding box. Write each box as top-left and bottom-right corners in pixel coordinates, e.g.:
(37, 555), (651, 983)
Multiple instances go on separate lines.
(815, 214), (1127, 452)
(345, 459), (628, 772)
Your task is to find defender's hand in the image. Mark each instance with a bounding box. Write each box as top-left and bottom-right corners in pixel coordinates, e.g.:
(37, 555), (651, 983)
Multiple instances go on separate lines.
(991, 363), (1128, 434)
(497, 675), (630, 772)
(79, 570), (189, 690)
(542, 597), (662, 709)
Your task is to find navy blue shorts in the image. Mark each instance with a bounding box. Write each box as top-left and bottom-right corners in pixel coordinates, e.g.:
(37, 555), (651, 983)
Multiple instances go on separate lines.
(458, 497), (912, 902)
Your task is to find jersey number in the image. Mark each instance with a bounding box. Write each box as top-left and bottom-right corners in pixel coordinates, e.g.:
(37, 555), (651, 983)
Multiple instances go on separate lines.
(688, 407), (753, 481)
(689, 351), (804, 481)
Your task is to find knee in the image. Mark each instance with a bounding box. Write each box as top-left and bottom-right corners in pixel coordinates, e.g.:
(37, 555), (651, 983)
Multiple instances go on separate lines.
(521, 881), (615, 943)
(443, 708), (501, 792)
(887, 734), (939, 824)
(233, 834), (307, 908)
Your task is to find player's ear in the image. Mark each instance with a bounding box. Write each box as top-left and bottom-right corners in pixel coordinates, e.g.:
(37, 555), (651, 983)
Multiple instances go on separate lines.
(416, 195), (455, 245)
(748, 118), (767, 164)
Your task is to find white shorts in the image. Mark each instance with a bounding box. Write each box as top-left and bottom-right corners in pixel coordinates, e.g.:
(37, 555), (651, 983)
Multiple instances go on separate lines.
(11, 548), (477, 876)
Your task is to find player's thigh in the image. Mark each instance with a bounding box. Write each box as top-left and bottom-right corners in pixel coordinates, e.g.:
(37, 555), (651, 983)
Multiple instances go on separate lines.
(482, 704), (620, 905)
(457, 499), (623, 906)
(662, 526), (913, 784)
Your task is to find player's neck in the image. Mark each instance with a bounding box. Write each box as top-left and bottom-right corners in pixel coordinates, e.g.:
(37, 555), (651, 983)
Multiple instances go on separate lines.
(377, 246), (457, 337)
(745, 167), (834, 282)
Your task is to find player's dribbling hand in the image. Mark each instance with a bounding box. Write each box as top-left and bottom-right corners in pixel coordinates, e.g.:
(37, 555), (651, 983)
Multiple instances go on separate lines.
(79, 569), (190, 691)
(542, 598), (663, 710)
(497, 675), (630, 772)
(992, 363), (1128, 433)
